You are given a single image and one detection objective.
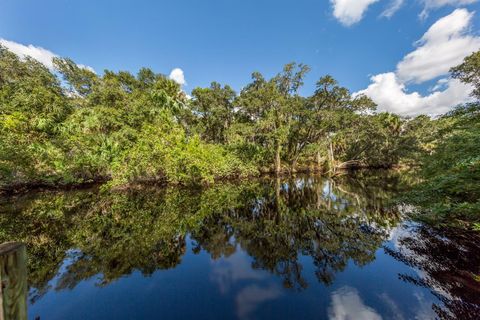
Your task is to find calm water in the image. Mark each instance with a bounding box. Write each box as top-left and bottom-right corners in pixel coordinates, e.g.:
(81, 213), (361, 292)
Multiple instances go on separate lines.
(0, 172), (479, 320)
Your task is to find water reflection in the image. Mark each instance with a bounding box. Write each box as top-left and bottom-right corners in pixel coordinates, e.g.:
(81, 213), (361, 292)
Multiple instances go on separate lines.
(328, 286), (381, 320)
(236, 283), (283, 319)
(0, 172), (478, 319)
(385, 225), (480, 319)
(190, 175), (400, 290)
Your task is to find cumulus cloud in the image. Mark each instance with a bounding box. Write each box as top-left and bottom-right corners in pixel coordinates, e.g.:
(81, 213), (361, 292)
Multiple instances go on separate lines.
(357, 73), (472, 116)
(0, 38), (95, 73)
(169, 68), (186, 86)
(330, 0), (380, 26)
(328, 286), (382, 320)
(397, 9), (480, 83)
(356, 9), (479, 116)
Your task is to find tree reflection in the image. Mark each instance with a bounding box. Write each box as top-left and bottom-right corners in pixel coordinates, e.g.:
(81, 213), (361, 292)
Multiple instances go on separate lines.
(0, 172), (403, 301)
(190, 173), (402, 289)
(385, 225), (480, 319)
(0, 188), (195, 301)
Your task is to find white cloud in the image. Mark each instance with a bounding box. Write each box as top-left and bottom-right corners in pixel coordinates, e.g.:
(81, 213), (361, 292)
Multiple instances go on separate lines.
(423, 0), (478, 6)
(413, 292), (438, 320)
(210, 252), (265, 294)
(357, 72), (472, 116)
(236, 284), (282, 320)
(381, 0), (404, 18)
(330, 0), (380, 26)
(330, 0), (478, 22)
(430, 78), (449, 91)
(77, 64), (96, 73)
(328, 286), (382, 320)
(397, 9), (480, 83)
(0, 38), (95, 73)
(356, 9), (479, 116)
(169, 68), (186, 86)
(0, 38), (57, 69)
(420, 0), (478, 18)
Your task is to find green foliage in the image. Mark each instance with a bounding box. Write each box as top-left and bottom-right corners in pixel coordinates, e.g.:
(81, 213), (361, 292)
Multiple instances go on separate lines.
(402, 51), (480, 227)
(450, 50), (480, 100)
(189, 82), (236, 143)
(405, 103), (480, 226)
(0, 47), (71, 186)
(1, 42), (479, 218)
(110, 117), (253, 186)
(0, 46), (250, 189)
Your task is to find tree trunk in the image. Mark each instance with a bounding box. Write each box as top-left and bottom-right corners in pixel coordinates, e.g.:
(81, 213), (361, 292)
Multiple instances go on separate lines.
(290, 158), (298, 173)
(328, 141), (335, 174)
(316, 150), (322, 171)
(274, 141), (281, 175)
(329, 141), (335, 164)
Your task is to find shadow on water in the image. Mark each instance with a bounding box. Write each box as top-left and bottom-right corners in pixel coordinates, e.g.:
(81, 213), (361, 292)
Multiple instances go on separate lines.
(0, 171), (478, 319)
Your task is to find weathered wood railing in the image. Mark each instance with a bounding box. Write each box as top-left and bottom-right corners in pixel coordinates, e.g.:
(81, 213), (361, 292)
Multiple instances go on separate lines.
(0, 242), (27, 320)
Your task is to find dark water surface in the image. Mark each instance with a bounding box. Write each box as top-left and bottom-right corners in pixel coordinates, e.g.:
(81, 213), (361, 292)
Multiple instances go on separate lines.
(0, 172), (479, 320)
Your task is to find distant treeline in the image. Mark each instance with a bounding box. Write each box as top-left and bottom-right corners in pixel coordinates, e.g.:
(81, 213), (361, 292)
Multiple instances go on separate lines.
(0, 46), (479, 226)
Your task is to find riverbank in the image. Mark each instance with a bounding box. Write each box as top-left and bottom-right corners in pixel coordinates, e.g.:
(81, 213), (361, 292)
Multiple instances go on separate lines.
(0, 164), (406, 196)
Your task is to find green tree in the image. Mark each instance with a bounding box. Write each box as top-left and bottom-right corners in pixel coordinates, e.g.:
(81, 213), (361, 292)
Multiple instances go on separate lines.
(0, 46), (72, 187)
(190, 82), (236, 143)
(450, 50), (480, 99)
(286, 75), (376, 172)
(235, 63), (310, 174)
(404, 50), (480, 227)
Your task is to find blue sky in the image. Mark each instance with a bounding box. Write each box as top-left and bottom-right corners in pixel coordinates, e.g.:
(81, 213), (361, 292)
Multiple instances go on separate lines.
(1, 0), (479, 115)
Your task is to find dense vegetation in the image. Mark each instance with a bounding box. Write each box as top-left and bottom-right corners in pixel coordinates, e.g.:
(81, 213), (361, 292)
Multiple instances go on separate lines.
(0, 46), (432, 190)
(405, 51), (480, 228)
(0, 45), (479, 227)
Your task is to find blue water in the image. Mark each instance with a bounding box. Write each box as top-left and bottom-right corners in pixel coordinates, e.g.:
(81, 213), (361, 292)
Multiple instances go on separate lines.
(28, 236), (439, 320)
(0, 173), (478, 319)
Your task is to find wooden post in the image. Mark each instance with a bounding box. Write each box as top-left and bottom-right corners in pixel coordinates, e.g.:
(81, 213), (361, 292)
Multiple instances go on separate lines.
(0, 242), (27, 320)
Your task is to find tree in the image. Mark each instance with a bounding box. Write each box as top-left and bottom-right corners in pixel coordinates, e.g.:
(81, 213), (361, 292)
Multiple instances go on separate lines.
(2, 42), (475, 193)
(404, 50), (480, 227)
(53, 57), (97, 97)
(190, 82), (236, 143)
(235, 63), (310, 174)
(285, 75), (376, 172)
(451, 50), (480, 99)
(0, 46), (71, 186)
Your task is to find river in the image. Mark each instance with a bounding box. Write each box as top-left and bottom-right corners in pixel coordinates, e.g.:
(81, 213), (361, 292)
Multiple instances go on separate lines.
(0, 171), (478, 319)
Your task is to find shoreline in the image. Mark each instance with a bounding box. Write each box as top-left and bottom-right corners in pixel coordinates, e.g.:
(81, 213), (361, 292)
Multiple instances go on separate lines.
(0, 165), (406, 197)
